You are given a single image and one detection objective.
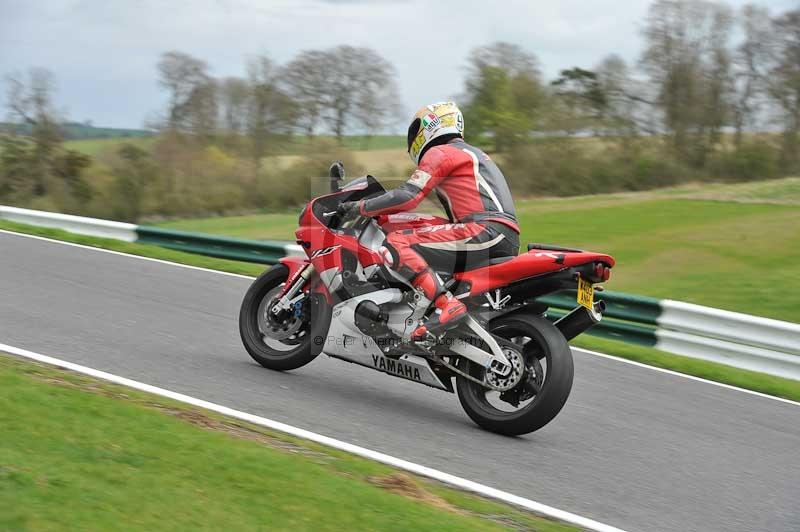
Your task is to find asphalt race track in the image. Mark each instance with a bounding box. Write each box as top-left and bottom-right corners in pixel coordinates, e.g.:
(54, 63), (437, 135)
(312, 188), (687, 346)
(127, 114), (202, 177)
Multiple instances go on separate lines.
(2, 230), (799, 532)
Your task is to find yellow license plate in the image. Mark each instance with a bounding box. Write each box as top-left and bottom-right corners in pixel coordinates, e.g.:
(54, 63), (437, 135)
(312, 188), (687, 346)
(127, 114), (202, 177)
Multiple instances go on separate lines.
(577, 276), (594, 310)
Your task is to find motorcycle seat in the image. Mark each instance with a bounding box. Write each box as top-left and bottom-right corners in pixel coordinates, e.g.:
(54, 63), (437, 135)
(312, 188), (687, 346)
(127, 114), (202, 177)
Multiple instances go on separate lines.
(435, 255), (514, 277)
(486, 256), (514, 266)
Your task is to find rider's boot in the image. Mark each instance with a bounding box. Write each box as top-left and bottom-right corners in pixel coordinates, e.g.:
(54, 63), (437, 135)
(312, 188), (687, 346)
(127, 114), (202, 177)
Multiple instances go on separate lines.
(409, 269), (467, 340)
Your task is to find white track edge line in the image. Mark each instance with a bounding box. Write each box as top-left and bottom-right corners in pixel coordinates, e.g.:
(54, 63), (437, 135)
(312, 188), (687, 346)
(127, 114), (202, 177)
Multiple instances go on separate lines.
(573, 347), (800, 407)
(0, 342), (627, 532)
(4, 228), (797, 406)
(0, 229), (254, 280)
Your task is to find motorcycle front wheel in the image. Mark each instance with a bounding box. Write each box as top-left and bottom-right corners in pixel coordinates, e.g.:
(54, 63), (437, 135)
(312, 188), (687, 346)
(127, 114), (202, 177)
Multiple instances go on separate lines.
(456, 313), (574, 436)
(239, 263), (329, 371)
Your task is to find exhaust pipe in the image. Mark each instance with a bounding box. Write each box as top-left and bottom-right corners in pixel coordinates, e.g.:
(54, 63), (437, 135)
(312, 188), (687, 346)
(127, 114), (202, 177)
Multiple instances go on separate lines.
(554, 300), (606, 341)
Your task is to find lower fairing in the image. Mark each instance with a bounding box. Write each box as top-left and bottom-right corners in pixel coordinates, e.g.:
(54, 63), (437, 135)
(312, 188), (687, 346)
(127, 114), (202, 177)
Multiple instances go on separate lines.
(320, 288), (449, 391)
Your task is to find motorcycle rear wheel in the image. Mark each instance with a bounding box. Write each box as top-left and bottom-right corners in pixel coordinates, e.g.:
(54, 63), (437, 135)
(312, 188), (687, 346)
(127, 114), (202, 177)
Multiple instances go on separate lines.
(239, 263), (328, 371)
(456, 314), (574, 436)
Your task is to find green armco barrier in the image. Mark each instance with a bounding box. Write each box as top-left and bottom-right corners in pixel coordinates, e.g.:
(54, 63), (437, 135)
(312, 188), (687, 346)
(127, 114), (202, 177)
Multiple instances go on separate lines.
(539, 290), (662, 325)
(545, 309), (658, 347)
(136, 226), (289, 264)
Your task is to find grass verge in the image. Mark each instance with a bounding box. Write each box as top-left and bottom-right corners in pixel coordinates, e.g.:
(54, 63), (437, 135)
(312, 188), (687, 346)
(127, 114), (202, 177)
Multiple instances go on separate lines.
(0, 353), (577, 532)
(2, 219), (797, 402)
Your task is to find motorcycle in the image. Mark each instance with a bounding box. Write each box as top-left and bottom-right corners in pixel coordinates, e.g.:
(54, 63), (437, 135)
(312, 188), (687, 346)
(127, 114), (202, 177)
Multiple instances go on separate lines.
(239, 162), (615, 435)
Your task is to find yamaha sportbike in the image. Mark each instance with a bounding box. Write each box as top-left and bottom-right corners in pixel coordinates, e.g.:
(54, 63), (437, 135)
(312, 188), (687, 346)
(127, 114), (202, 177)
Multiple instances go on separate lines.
(239, 163), (615, 435)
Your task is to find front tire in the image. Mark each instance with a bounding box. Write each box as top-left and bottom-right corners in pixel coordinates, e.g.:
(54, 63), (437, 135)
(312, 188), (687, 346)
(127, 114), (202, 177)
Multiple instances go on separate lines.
(456, 314), (574, 436)
(239, 263), (327, 371)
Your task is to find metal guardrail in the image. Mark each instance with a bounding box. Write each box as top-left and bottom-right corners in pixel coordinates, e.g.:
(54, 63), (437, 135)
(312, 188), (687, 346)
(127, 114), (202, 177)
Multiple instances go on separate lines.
(2, 205), (799, 380)
(0, 205), (138, 242)
(543, 290), (800, 379)
(0, 205), (303, 264)
(656, 301), (800, 379)
(136, 226), (292, 264)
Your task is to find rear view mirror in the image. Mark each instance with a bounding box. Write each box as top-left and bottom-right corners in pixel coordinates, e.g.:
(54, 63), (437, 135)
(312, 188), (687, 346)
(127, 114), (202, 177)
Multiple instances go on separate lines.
(329, 161), (345, 192)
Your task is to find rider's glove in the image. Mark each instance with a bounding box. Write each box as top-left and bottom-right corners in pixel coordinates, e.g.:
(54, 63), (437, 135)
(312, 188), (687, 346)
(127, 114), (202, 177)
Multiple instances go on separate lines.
(336, 201), (361, 218)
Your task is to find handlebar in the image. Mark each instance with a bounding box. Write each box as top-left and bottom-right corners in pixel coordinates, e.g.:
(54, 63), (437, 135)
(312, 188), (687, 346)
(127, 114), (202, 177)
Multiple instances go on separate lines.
(323, 210), (369, 231)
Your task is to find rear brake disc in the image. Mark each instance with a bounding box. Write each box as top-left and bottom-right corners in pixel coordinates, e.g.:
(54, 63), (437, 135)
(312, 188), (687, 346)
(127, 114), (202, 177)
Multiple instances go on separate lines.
(484, 346), (525, 391)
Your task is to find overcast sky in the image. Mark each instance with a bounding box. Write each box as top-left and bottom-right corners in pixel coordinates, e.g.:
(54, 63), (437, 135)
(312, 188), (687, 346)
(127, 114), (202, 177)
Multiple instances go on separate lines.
(1, 0), (795, 129)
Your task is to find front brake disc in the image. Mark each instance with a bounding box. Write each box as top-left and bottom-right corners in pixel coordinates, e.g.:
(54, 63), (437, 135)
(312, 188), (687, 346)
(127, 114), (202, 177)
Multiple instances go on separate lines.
(258, 288), (304, 341)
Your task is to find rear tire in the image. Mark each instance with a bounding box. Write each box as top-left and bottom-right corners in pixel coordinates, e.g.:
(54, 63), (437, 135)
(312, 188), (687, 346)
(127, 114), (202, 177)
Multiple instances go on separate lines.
(239, 264), (328, 371)
(456, 314), (574, 436)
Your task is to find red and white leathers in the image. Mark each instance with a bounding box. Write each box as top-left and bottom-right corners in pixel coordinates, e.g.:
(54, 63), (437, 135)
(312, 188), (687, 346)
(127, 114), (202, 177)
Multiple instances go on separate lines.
(356, 137), (520, 339)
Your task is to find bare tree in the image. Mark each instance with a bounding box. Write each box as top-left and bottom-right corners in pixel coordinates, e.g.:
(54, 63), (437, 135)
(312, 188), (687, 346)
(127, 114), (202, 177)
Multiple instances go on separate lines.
(281, 46), (400, 140)
(704, 5), (734, 152)
(157, 51), (211, 131)
(595, 54), (655, 137)
(640, 0), (734, 166)
(219, 77), (250, 135)
(5, 68), (62, 146)
(765, 9), (800, 170)
(551, 67), (607, 135)
(246, 55), (296, 162)
(185, 78), (218, 138)
(280, 50), (328, 137)
(3, 68), (92, 203)
(348, 49), (401, 138)
(732, 4), (772, 147)
(323, 46), (400, 140)
(4, 68), (63, 195)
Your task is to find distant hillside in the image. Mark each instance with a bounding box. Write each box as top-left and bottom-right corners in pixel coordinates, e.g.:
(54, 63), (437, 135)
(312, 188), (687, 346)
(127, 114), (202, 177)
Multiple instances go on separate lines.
(0, 122), (154, 140)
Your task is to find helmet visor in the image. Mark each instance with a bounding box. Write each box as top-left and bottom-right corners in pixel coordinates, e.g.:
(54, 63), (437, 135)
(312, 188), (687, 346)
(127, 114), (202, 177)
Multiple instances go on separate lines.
(406, 118), (421, 153)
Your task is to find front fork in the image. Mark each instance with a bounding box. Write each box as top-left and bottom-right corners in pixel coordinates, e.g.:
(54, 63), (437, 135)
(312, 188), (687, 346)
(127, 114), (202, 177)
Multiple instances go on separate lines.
(272, 263), (316, 316)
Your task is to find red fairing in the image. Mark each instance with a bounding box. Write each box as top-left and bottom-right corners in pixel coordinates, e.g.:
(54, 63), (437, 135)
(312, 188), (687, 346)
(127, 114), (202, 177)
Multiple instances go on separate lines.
(295, 193), (383, 276)
(454, 250), (616, 296)
(296, 226), (383, 272)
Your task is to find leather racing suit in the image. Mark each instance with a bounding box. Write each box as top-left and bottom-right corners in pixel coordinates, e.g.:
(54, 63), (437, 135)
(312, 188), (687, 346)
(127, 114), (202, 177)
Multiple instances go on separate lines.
(355, 137), (520, 338)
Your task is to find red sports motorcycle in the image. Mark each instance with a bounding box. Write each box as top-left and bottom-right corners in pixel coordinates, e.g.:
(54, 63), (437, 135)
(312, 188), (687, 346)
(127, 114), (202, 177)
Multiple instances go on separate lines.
(240, 163), (614, 435)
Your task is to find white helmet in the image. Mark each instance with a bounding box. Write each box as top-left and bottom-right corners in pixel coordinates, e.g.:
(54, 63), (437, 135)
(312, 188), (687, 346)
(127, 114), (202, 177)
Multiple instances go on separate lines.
(406, 101), (464, 164)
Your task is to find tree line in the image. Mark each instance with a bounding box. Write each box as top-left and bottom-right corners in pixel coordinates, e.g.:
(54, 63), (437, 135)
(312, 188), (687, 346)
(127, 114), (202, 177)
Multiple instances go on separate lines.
(1, 0), (798, 220)
(154, 45), (400, 161)
(458, 1), (798, 195)
(463, 2), (799, 179)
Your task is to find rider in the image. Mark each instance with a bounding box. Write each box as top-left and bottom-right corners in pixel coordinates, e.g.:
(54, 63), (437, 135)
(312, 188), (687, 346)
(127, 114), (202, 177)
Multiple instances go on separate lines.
(339, 102), (519, 340)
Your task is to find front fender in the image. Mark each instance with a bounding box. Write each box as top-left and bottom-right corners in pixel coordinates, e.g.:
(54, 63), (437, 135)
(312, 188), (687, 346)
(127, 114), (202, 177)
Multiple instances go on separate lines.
(274, 258), (332, 354)
(279, 256), (309, 282)
(278, 256), (333, 301)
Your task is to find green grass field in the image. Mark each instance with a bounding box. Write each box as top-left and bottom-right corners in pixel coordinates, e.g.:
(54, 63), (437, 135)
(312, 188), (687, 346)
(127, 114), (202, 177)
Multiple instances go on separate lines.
(64, 136), (157, 158)
(63, 135), (405, 159)
(156, 177), (800, 322)
(0, 354), (575, 532)
(63, 134), (412, 180)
